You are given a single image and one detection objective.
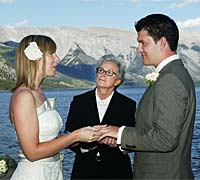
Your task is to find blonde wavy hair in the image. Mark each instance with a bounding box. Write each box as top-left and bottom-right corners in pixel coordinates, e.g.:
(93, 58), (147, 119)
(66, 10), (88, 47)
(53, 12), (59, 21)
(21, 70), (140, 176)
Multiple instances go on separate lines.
(11, 35), (56, 92)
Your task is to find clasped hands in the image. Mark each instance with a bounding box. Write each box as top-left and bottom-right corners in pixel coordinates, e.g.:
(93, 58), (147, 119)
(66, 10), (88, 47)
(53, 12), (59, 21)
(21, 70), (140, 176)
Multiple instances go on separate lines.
(81, 125), (119, 147)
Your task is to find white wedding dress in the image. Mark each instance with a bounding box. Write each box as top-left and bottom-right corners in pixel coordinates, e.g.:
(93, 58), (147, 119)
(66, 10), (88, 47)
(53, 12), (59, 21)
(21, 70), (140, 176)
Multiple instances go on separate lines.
(11, 99), (64, 180)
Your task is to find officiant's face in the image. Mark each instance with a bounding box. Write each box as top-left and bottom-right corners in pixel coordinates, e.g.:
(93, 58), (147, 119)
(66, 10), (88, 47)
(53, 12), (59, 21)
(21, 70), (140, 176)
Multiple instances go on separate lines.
(96, 61), (121, 90)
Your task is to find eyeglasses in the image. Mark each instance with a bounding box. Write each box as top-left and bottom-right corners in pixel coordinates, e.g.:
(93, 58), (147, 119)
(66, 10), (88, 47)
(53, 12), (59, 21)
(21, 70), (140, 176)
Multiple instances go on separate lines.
(96, 67), (118, 77)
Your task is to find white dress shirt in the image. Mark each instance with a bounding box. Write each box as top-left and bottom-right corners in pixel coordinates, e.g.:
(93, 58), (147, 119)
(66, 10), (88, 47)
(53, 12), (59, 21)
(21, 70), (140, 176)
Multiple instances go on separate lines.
(156, 54), (179, 73)
(95, 89), (114, 123)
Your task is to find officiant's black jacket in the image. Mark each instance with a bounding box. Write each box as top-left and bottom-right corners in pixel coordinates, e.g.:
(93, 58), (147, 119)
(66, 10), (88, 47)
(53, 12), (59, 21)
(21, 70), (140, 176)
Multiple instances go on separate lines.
(65, 88), (136, 179)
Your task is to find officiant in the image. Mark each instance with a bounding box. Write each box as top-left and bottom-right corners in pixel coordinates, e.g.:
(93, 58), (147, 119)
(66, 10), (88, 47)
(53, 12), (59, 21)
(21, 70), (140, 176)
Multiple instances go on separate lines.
(65, 54), (136, 179)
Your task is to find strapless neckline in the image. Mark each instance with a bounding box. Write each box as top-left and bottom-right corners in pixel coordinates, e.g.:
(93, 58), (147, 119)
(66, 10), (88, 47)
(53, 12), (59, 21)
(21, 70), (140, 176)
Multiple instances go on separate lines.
(37, 98), (55, 115)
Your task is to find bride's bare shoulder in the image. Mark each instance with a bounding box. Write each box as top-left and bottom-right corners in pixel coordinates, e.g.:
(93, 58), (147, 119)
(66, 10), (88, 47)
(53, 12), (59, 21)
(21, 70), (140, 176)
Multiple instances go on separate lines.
(11, 87), (34, 105)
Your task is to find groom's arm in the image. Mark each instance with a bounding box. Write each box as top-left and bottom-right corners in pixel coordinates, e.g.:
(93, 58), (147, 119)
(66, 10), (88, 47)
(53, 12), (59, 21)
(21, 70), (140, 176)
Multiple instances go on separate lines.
(121, 74), (188, 152)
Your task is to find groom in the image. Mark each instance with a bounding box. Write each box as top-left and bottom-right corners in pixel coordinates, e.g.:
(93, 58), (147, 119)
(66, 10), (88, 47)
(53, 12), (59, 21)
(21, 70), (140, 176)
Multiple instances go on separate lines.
(99, 13), (196, 179)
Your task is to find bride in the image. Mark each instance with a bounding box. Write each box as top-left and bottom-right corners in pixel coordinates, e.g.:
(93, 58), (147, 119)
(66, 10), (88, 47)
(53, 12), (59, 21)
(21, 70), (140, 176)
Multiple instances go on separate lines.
(9, 35), (101, 180)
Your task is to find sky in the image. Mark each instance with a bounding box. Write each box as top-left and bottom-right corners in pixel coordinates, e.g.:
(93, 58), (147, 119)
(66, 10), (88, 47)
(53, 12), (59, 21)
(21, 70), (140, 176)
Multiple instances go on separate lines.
(0, 0), (200, 31)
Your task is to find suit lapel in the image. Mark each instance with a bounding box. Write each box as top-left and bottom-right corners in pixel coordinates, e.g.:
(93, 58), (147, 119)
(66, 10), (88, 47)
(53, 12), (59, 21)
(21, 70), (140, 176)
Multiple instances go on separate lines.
(136, 84), (152, 117)
(136, 59), (183, 118)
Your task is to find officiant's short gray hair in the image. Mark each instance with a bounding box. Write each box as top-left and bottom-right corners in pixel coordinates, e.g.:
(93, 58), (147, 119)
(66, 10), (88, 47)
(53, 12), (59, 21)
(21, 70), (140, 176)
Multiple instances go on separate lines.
(96, 54), (125, 83)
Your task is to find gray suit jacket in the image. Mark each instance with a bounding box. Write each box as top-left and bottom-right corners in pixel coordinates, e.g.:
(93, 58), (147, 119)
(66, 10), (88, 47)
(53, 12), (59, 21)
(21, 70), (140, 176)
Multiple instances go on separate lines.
(121, 59), (196, 179)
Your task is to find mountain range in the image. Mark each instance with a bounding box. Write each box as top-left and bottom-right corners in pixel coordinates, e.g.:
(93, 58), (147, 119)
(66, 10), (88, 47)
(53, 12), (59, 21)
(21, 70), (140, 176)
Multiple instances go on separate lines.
(0, 26), (200, 89)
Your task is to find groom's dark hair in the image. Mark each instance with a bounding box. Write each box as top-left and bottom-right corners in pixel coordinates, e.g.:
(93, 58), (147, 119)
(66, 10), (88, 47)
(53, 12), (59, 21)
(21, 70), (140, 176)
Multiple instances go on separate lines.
(135, 13), (179, 51)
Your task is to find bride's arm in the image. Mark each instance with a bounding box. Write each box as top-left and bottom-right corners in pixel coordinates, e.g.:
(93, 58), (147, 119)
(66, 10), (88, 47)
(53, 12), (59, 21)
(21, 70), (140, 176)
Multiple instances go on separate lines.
(11, 90), (100, 162)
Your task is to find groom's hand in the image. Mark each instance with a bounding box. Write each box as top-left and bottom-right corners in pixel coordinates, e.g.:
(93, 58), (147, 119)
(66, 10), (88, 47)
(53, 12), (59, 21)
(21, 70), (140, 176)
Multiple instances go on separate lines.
(99, 137), (118, 147)
(98, 125), (119, 140)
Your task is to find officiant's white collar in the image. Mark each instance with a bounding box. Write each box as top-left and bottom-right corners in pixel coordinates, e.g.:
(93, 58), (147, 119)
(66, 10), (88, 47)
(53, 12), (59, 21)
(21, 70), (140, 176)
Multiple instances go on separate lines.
(95, 88), (114, 104)
(156, 54), (180, 73)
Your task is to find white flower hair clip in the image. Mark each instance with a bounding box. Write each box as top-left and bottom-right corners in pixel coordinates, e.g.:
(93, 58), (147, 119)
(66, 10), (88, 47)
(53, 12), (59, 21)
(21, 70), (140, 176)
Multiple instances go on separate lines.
(144, 72), (159, 85)
(24, 42), (43, 61)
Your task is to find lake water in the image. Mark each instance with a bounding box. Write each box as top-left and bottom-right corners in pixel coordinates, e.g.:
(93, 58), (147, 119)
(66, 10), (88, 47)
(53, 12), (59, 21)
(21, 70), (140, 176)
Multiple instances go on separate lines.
(0, 87), (199, 180)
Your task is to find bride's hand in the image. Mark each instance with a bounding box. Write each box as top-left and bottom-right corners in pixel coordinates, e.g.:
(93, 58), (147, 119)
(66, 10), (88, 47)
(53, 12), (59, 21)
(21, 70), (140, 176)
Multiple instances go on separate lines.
(77, 126), (102, 143)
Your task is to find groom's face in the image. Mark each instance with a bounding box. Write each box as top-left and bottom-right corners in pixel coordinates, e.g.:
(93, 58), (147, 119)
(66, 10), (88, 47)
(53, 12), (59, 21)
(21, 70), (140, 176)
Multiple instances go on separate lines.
(137, 30), (161, 67)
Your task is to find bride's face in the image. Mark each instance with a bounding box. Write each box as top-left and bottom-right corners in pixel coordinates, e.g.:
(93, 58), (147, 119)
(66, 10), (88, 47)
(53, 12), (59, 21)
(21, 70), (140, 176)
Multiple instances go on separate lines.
(45, 53), (60, 77)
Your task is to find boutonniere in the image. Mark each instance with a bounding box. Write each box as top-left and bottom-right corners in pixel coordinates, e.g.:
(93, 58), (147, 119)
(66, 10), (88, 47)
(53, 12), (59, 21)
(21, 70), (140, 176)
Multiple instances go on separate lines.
(144, 72), (159, 85)
(0, 155), (17, 178)
(0, 157), (8, 175)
